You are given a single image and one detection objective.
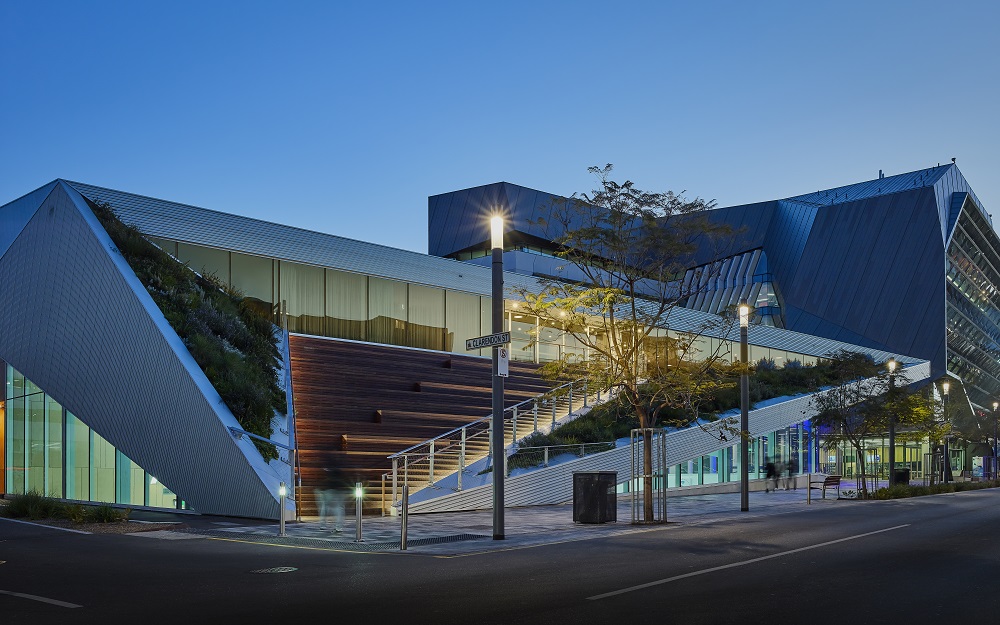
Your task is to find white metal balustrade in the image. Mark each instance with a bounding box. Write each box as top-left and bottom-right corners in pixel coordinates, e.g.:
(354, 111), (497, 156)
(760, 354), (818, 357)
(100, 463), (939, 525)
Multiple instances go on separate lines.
(380, 378), (606, 514)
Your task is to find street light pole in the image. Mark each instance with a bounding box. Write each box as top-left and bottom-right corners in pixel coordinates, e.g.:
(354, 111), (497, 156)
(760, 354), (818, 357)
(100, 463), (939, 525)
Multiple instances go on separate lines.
(942, 381), (950, 484)
(739, 301), (750, 512)
(887, 359), (897, 486)
(490, 216), (505, 540)
(993, 402), (998, 480)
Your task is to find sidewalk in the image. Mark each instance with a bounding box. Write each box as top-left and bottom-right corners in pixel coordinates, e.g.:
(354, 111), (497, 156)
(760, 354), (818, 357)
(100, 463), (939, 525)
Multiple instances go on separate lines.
(147, 487), (834, 556)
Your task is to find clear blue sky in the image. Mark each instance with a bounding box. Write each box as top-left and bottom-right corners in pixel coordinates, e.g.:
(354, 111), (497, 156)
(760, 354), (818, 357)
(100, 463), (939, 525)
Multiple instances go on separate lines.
(3, 1), (998, 252)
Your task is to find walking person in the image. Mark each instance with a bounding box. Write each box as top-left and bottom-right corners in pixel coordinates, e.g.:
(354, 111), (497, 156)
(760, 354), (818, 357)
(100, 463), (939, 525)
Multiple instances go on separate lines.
(765, 456), (777, 492)
(315, 454), (348, 532)
(786, 456), (798, 490)
(775, 460), (786, 490)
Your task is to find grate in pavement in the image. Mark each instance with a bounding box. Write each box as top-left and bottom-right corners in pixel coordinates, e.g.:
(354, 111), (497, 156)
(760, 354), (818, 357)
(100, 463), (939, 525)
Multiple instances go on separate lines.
(250, 566), (298, 574)
(181, 528), (488, 552)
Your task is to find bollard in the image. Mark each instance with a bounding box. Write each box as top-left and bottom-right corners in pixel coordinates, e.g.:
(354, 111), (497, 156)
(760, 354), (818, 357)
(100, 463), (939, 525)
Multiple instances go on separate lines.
(400, 484), (409, 550)
(807, 472), (811, 505)
(278, 482), (287, 537)
(458, 427), (466, 491)
(355, 482), (363, 542)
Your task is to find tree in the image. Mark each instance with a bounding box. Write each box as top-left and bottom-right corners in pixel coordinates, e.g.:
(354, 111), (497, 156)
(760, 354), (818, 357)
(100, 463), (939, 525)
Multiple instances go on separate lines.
(512, 165), (737, 522)
(809, 351), (939, 498)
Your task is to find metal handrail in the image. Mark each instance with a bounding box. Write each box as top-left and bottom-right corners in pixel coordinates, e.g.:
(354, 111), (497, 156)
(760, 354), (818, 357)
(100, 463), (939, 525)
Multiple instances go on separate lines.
(387, 378), (587, 459)
(380, 377), (610, 513)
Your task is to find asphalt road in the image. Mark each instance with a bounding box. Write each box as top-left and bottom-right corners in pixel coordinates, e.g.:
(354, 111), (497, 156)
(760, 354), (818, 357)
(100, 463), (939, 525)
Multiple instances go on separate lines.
(3, 490), (1000, 624)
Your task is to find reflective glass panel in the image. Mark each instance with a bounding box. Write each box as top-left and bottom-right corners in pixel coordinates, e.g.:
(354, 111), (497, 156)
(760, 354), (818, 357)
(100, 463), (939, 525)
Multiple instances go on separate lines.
(45, 396), (63, 498)
(445, 291), (481, 355)
(368, 278), (407, 345)
(177, 243), (230, 284)
(231, 252), (275, 318)
(407, 285), (446, 350)
(65, 412), (90, 501)
(90, 430), (116, 503)
(325, 270), (367, 341)
(280, 262), (325, 335)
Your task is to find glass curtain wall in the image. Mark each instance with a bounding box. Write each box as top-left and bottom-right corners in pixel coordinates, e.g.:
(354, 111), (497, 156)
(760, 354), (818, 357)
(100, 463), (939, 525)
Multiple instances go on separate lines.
(3, 363), (181, 509)
(145, 240), (835, 367)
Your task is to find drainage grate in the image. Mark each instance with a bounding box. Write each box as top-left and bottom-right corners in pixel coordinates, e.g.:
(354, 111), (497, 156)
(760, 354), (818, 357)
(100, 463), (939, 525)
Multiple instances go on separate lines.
(250, 566), (298, 574)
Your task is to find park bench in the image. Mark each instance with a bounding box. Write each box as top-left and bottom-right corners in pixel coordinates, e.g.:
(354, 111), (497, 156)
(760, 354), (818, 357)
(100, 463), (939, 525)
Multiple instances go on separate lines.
(809, 474), (843, 499)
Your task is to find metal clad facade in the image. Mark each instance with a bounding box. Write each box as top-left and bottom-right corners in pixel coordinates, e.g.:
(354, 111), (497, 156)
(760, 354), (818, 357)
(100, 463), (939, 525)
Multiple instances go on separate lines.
(0, 183), (281, 518)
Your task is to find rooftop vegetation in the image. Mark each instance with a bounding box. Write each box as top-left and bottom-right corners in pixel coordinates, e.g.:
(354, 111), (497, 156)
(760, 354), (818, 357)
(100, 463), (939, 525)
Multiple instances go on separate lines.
(89, 200), (284, 461)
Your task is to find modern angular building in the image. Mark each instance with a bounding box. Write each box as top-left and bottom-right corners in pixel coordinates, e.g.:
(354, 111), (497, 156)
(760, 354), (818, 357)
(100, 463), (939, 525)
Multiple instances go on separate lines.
(3, 164), (982, 519)
(430, 164), (997, 411)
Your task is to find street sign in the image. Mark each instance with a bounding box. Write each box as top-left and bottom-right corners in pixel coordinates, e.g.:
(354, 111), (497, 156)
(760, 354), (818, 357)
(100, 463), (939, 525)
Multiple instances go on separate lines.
(466, 331), (511, 351)
(498, 347), (509, 377)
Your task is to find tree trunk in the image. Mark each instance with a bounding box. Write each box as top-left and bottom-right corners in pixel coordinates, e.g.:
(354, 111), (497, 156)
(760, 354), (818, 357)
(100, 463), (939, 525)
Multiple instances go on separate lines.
(643, 428), (654, 521)
(854, 444), (868, 499)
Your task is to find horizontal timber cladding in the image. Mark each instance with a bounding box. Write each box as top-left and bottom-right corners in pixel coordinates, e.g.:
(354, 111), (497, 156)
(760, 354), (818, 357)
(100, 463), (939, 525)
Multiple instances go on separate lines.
(289, 335), (548, 515)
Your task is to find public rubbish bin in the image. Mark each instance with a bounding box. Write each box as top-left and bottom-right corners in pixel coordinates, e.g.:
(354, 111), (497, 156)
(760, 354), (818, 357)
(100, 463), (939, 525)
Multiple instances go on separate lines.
(573, 471), (617, 524)
(893, 468), (911, 485)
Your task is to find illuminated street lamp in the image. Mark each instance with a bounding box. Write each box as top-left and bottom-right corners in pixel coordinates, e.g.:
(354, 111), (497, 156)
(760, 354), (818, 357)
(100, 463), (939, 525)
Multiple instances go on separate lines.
(942, 381), (950, 484)
(887, 359), (897, 486)
(490, 215), (505, 540)
(739, 301), (750, 512)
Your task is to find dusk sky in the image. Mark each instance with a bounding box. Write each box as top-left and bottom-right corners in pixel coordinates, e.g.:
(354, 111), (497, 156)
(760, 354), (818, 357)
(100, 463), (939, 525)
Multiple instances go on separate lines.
(3, 1), (998, 253)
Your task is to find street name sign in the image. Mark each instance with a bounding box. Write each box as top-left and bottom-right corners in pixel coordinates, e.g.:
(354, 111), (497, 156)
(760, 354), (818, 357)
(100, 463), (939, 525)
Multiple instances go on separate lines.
(466, 331), (511, 351)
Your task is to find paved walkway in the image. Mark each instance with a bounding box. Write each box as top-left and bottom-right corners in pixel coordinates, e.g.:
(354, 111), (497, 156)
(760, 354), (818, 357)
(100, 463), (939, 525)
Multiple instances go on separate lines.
(156, 486), (841, 556)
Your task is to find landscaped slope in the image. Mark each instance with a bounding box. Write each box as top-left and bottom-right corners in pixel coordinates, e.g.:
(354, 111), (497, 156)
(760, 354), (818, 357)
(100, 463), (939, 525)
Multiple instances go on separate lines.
(88, 199), (285, 460)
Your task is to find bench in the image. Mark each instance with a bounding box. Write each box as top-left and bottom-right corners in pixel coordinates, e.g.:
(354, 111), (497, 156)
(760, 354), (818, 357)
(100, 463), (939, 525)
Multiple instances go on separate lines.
(809, 474), (843, 499)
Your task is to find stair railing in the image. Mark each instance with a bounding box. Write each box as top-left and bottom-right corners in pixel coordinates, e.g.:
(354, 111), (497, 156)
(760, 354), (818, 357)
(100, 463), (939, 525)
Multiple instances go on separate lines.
(381, 377), (603, 514)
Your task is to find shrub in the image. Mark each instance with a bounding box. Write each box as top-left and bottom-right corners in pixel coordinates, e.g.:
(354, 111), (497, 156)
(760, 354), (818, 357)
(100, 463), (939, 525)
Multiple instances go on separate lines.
(3, 491), (65, 519)
(88, 503), (130, 523)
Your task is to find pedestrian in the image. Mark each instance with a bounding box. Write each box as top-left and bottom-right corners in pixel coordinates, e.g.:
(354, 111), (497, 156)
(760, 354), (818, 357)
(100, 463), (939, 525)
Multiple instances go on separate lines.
(315, 455), (348, 532)
(786, 456), (798, 490)
(765, 456), (776, 492)
(774, 460), (786, 490)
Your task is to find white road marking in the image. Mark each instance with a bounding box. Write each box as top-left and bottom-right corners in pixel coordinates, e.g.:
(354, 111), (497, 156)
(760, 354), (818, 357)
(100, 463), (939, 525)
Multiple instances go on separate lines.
(0, 589), (82, 608)
(588, 524), (910, 600)
(0, 517), (91, 534)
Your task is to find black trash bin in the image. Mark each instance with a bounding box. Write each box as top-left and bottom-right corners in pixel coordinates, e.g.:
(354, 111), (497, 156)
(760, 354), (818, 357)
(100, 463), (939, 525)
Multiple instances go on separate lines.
(573, 471), (617, 524)
(893, 468), (911, 485)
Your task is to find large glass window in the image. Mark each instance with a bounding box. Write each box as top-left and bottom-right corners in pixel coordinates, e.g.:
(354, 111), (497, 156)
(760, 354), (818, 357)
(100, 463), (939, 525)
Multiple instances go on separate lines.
(231, 252), (274, 319)
(177, 243), (230, 284)
(280, 261), (325, 335)
(326, 270), (367, 341)
(90, 430), (116, 503)
(446, 291), (482, 355)
(116, 450), (145, 506)
(27, 393), (44, 494)
(65, 412), (90, 501)
(5, 394), (24, 494)
(368, 278), (407, 345)
(407, 285), (445, 351)
(45, 396), (63, 498)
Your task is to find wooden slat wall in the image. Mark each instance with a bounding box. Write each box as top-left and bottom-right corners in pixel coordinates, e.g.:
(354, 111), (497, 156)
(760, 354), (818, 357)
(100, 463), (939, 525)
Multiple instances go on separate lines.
(289, 337), (548, 514)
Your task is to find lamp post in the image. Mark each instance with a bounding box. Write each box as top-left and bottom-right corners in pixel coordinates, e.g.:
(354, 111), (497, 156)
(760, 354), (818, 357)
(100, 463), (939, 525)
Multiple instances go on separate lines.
(739, 301), (750, 512)
(490, 215), (505, 540)
(993, 401), (999, 480)
(942, 381), (950, 484)
(278, 482), (287, 537)
(887, 359), (897, 486)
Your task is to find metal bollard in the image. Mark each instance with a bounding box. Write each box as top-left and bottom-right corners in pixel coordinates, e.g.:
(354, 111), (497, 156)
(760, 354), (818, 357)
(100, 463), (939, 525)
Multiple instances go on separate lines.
(428, 440), (435, 485)
(807, 472), (811, 505)
(457, 427), (466, 491)
(400, 484), (409, 550)
(355, 482), (364, 542)
(278, 482), (287, 537)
